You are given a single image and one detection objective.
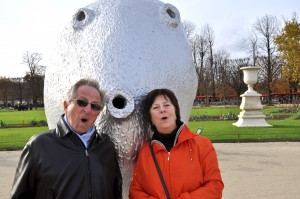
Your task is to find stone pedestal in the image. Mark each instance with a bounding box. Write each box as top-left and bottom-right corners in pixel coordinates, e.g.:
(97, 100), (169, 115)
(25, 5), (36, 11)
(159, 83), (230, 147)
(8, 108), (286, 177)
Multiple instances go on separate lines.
(233, 66), (272, 127)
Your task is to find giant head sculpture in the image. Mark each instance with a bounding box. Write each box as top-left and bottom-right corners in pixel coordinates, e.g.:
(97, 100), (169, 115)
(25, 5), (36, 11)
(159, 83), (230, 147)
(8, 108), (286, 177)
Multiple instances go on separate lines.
(44, 0), (197, 197)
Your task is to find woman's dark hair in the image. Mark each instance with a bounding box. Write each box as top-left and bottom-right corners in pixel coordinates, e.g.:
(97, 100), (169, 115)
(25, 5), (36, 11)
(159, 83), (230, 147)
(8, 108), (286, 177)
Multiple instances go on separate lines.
(143, 88), (180, 129)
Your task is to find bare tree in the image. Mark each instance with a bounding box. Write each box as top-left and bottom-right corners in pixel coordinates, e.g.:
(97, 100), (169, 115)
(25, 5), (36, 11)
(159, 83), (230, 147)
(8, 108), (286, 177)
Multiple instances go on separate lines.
(182, 21), (213, 103)
(23, 51), (42, 76)
(203, 24), (216, 97)
(246, 30), (259, 66)
(227, 58), (250, 104)
(35, 65), (46, 77)
(22, 51), (43, 108)
(182, 20), (196, 42)
(256, 55), (283, 97)
(214, 50), (230, 100)
(192, 30), (209, 96)
(252, 15), (281, 104)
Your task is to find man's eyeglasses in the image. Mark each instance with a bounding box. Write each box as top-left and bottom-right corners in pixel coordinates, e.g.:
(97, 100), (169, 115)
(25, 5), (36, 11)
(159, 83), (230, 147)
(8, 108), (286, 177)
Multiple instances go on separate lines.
(73, 99), (103, 111)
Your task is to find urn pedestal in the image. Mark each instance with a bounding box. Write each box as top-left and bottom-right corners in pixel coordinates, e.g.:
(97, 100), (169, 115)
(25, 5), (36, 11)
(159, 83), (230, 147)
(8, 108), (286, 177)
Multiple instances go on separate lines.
(233, 66), (272, 127)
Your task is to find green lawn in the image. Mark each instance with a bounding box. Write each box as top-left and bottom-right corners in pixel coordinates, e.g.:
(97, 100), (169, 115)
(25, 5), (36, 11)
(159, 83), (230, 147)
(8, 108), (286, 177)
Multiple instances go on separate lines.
(0, 106), (299, 150)
(0, 127), (48, 150)
(189, 106), (300, 142)
(189, 119), (300, 142)
(190, 106), (297, 117)
(0, 109), (48, 150)
(0, 109), (46, 125)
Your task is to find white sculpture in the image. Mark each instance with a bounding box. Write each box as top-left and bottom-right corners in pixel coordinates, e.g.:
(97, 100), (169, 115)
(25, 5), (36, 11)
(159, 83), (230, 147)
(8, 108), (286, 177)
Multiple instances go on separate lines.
(44, 0), (198, 197)
(233, 66), (272, 127)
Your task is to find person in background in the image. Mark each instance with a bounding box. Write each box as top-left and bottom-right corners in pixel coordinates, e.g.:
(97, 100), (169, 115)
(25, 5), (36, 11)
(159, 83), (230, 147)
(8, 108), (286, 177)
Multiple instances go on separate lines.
(11, 78), (122, 199)
(129, 88), (223, 199)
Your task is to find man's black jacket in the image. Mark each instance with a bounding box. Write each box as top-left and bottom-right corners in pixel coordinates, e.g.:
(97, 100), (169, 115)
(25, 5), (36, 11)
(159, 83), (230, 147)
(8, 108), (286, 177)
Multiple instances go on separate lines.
(10, 115), (122, 199)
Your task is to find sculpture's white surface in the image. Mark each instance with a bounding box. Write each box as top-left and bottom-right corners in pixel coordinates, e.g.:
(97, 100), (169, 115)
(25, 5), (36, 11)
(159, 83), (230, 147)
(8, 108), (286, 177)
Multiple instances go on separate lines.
(233, 66), (272, 127)
(44, 0), (197, 196)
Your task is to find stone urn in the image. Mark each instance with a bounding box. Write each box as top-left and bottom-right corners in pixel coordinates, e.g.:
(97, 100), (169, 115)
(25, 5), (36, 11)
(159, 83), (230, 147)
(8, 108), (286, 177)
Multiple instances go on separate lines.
(243, 66), (260, 94)
(233, 66), (272, 127)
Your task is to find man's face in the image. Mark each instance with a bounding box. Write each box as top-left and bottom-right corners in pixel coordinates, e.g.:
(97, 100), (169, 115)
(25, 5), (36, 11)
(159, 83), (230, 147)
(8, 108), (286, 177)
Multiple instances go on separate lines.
(64, 85), (102, 134)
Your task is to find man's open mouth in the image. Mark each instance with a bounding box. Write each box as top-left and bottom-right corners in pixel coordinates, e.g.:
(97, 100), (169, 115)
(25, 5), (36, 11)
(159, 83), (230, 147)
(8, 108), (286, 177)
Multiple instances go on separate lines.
(81, 118), (88, 123)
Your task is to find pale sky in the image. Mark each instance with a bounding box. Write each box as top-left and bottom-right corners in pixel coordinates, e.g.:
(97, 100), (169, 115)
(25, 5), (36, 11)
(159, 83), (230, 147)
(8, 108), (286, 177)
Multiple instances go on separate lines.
(0, 0), (298, 78)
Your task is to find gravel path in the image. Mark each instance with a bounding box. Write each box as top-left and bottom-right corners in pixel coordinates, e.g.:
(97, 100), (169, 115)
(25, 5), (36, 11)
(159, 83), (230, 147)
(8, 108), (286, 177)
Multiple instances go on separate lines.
(1, 142), (300, 199)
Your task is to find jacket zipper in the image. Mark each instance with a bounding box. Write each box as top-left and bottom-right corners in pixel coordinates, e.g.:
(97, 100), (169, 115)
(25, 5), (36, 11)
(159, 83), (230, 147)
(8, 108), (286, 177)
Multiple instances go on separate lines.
(85, 134), (95, 199)
(70, 133), (93, 198)
(85, 149), (92, 199)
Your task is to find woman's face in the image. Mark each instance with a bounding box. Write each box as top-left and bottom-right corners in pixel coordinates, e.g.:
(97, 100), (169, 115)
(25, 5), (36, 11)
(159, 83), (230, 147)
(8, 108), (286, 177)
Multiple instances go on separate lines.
(150, 95), (177, 134)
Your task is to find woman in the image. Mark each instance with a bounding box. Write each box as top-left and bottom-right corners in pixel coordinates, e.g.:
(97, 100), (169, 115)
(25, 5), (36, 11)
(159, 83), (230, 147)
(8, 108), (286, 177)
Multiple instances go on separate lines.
(129, 89), (223, 199)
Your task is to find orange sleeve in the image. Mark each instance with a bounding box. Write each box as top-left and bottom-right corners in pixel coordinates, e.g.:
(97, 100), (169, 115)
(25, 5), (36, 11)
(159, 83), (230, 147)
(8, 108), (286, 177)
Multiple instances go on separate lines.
(178, 138), (224, 199)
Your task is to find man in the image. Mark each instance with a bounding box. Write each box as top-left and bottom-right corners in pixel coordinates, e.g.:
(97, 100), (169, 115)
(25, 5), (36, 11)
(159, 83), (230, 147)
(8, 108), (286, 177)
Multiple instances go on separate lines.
(11, 78), (122, 199)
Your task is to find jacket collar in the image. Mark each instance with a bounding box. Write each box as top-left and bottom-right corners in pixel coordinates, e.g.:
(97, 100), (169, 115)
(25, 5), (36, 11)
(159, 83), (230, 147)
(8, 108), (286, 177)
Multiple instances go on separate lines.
(56, 114), (102, 141)
(56, 114), (73, 137)
(151, 123), (194, 150)
(176, 124), (196, 143)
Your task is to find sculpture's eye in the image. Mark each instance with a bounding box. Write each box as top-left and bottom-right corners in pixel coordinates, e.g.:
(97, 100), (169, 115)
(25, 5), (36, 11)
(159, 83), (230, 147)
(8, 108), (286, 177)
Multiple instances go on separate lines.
(106, 89), (135, 119)
(160, 3), (181, 29)
(76, 11), (86, 21)
(72, 8), (95, 30)
(166, 8), (176, 19)
(113, 95), (127, 109)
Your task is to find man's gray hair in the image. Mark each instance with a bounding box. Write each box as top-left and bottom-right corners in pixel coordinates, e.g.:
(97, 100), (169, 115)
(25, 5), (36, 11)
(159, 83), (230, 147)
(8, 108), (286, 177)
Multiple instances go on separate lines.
(66, 79), (104, 105)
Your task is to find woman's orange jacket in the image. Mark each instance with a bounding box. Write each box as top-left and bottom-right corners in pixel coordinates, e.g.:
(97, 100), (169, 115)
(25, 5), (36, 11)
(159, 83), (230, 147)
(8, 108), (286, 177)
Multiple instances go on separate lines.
(129, 124), (224, 199)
